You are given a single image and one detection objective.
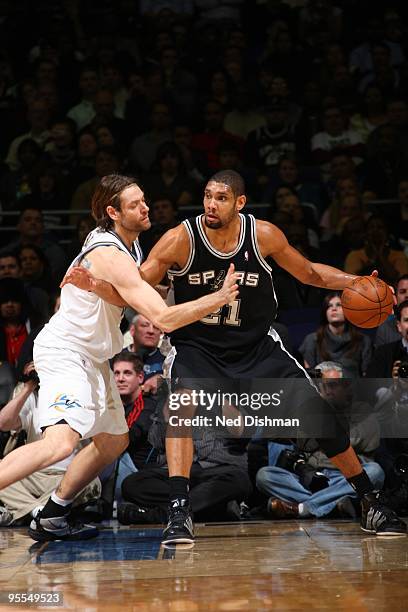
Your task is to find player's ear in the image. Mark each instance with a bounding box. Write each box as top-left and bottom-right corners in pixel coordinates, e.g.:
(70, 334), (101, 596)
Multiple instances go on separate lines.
(236, 195), (246, 211)
(106, 204), (120, 222)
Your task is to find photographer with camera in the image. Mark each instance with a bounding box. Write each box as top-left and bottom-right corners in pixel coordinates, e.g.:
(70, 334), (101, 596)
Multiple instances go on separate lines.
(0, 361), (101, 526)
(256, 362), (384, 519)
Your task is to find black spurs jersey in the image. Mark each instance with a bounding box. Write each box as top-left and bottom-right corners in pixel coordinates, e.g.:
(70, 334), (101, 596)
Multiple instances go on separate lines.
(169, 214), (278, 361)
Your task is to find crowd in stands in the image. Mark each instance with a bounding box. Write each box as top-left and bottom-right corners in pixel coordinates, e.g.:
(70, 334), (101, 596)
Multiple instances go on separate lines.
(1, 0), (408, 526)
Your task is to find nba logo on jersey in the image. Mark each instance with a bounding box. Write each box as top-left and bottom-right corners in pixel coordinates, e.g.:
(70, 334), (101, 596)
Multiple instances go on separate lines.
(244, 251), (249, 261)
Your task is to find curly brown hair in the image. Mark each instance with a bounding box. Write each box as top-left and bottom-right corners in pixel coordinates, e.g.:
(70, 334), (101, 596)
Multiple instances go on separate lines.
(91, 174), (137, 231)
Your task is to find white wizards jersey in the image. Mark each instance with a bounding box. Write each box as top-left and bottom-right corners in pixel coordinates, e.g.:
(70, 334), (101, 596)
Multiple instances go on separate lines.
(35, 228), (143, 363)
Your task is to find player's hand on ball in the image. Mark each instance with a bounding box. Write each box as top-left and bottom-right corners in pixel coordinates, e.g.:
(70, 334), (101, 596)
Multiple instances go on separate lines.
(219, 263), (239, 306)
(370, 269), (396, 305)
(60, 266), (96, 291)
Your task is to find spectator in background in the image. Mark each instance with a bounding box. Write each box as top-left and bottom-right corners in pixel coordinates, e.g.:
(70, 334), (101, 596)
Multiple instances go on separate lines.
(363, 124), (407, 198)
(257, 361), (383, 520)
(0, 252), (50, 321)
(65, 216), (96, 263)
(159, 46), (197, 121)
(374, 275), (408, 348)
(0, 139), (43, 210)
(130, 101), (173, 173)
(69, 147), (122, 225)
(113, 352), (155, 471)
(0, 206), (67, 284)
(139, 197), (178, 256)
(66, 66), (99, 131)
(5, 98), (51, 171)
(311, 106), (365, 180)
(18, 244), (56, 295)
(223, 84), (266, 140)
(246, 98), (296, 191)
(299, 291), (372, 378)
(126, 314), (164, 395)
(0, 278), (43, 369)
(191, 99), (242, 172)
(100, 63), (129, 120)
(83, 88), (129, 151)
(350, 85), (388, 144)
(143, 141), (197, 207)
(173, 124), (208, 185)
(345, 214), (408, 286)
(70, 129), (98, 189)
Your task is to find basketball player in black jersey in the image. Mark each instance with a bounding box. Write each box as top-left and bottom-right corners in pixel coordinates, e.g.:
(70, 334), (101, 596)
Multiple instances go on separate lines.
(64, 170), (407, 543)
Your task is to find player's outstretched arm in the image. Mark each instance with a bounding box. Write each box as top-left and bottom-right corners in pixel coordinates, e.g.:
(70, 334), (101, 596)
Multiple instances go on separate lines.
(86, 247), (238, 333)
(258, 220), (359, 290)
(60, 264), (127, 307)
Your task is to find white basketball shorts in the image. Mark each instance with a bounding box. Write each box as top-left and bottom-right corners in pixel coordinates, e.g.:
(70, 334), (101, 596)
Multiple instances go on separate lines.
(33, 344), (128, 439)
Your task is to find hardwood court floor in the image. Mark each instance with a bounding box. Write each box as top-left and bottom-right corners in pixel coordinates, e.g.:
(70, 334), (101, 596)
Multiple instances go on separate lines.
(1, 520), (408, 611)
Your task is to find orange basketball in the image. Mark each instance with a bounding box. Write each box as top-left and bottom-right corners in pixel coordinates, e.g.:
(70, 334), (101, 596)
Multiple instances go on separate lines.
(341, 276), (394, 328)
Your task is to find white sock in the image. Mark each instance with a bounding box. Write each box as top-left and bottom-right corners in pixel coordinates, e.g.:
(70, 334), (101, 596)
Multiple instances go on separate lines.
(51, 491), (74, 507)
(298, 503), (311, 517)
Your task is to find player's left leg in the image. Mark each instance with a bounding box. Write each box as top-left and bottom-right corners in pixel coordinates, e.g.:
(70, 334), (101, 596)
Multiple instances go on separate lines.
(29, 432), (129, 542)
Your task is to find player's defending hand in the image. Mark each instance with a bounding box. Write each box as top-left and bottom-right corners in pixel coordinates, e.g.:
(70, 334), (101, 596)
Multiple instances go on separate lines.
(60, 266), (96, 292)
(217, 263), (239, 306)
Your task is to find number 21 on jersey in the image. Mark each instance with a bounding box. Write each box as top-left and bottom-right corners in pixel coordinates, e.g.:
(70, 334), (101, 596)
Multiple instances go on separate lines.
(201, 299), (241, 326)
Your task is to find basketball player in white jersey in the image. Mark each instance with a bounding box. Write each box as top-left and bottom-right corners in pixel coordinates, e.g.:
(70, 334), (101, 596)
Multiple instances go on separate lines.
(0, 174), (238, 541)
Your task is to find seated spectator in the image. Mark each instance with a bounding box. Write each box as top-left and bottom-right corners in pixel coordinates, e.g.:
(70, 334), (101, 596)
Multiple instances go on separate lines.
(363, 124), (407, 198)
(223, 84), (266, 140)
(139, 197), (178, 256)
(345, 214), (408, 285)
(311, 106), (365, 180)
(191, 99), (242, 172)
(69, 147), (122, 225)
(66, 66), (99, 131)
(21, 163), (70, 229)
(83, 88), (130, 151)
(320, 178), (362, 241)
(262, 155), (324, 216)
(70, 129), (98, 189)
(366, 299), (408, 380)
(0, 361), (101, 526)
(0, 278), (44, 370)
(0, 252), (50, 321)
(256, 361), (384, 519)
(129, 102), (173, 173)
(246, 98), (296, 191)
(118, 395), (252, 524)
(125, 314), (165, 395)
(374, 275), (408, 348)
(274, 191), (319, 249)
(0, 206), (68, 285)
(5, 98), (51, 171)
(0, 139), (43, 210)
(112, 352), (156, 483)
(143, 141), (197, 207)
(65, 216), (96, 263)
(172, 123), (208, 185)
(299, 292), (372, 378)
(18, 244), (57, 294)
(350, 85), (388, 143)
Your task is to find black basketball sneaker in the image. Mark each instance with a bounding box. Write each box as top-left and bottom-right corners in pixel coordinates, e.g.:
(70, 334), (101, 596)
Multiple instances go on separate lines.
(361, 491), (407, 536)
(28, 511), (99, 542)
(162, 498), (194, 545)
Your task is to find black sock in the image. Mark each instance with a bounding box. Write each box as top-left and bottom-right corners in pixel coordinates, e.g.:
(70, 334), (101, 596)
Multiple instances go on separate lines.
(40, 492), (73, 519)
(347, 470), (374, 499)
(169, 476), (190, 503)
